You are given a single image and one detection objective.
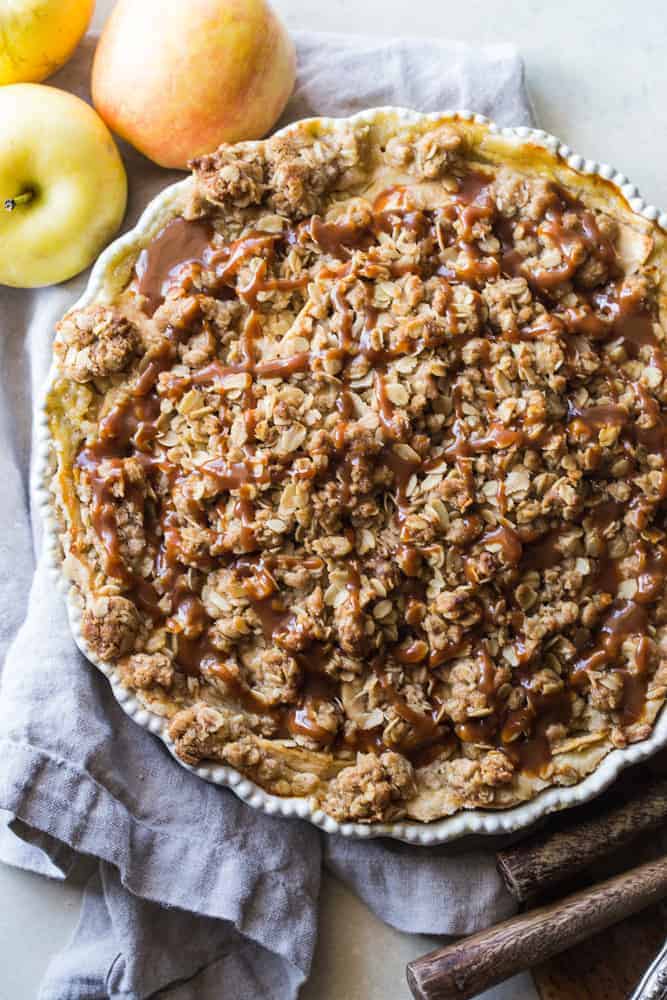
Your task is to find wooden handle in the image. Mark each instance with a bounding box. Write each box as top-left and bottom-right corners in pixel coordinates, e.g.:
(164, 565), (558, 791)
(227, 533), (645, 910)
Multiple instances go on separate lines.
(496, 775), (667, 903)
(406, 856), (667, 1000)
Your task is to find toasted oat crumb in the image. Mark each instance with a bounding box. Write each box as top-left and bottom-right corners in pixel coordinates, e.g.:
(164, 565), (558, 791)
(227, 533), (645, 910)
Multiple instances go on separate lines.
(55, 306), (139, 382)
(81, 596), (140, 661)
(322, 752), (416, 822)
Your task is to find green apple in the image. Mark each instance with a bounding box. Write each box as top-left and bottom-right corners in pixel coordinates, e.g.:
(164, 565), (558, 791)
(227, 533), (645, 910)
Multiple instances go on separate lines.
(0, 84), (127, 288)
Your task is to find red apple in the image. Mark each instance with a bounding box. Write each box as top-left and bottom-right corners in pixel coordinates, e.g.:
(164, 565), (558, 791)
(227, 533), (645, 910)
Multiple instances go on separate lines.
(92, 0), (296, 170)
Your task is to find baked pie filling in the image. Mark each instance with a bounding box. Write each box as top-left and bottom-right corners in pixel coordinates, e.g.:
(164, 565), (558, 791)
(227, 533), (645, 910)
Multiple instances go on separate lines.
(48, 116), (667, 822)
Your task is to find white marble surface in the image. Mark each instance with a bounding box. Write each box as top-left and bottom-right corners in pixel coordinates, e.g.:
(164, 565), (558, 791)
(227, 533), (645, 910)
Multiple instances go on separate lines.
(2, 1), (666, 998)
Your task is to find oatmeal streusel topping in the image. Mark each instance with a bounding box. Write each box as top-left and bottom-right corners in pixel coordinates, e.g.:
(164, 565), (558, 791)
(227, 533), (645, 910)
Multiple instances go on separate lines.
(49, 117), (667, 823)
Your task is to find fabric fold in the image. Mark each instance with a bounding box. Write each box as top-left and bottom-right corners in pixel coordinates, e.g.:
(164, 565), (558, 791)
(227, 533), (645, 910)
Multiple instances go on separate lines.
(324, 836), (515, 937)
(39, 863), (308, 1000)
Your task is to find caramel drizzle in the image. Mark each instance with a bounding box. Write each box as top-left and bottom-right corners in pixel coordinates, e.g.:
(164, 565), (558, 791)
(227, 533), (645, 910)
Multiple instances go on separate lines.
(76, 359), (174, 616)
(451, 647), (573, 776)
(570, 598), (655, 726)
(74, 168), (667, 769)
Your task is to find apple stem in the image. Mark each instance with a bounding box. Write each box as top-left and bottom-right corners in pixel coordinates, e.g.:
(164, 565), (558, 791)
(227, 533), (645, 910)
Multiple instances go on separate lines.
(4, 191), (34, 212)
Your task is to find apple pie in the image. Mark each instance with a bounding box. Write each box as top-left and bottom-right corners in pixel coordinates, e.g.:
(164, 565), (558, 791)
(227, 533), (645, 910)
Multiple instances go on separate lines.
(46, 112), (667, 823)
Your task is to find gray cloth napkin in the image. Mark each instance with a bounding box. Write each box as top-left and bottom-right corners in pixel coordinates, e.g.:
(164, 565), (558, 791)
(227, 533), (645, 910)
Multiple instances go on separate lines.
(0, 30), (533, 999)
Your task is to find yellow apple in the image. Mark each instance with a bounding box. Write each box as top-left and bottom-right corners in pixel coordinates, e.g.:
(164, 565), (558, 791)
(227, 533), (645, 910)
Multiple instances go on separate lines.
(0, 85), (127, 288)
(0, 0), (95, 85)
(92, 0), (296, 170)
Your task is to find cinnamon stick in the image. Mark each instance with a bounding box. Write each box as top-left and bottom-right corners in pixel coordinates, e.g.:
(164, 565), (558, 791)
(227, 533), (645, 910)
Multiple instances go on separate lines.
(406, 856), (667, 1000)
(496, 775), (667, 904)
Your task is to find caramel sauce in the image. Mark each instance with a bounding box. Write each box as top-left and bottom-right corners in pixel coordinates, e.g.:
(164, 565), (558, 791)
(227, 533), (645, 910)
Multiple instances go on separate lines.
(310, 215), (375, 259)
(620, 672), (648, 726)
(456, 652), (498, 741)
(569, 597), (654, 728)
(174, 633), (218, 677)
(394, 639), (429, 664)
(588, 499), (624, 531)
(429, 640), (467, 668)
(496, 216), (525, 279)
(235, 488), (257, 552)
(334, 389), (355, 452)
(480, 525), (523, 565)
(372, 185), (411, 214)
(397, 545), (422, 577)
(89, 472), (133, 582)
(633, 383), (667, 455)
(594, 552), (621, 596)
(590, 281), (658, 354)
(185, 348), (313, 389)
(522, 530), (565, 571)
(572, 600), (649, 678)
(568, 402), (629, 432)
(100, 393), (161, 450)
(331, 283), (354, 352)
(374, 369), (400, 439)
(456, 644), (574, 776)
(251, 596), (294, 641)
(525, 191), (618, 294)
(134, 343), (175, 397)
(441, 422), (526, 460)
(287, 704), (336, 744)
(392, 701), (444, 751)
(345, 563), (362, 616)
(371, 662), (447, 758)
(136, 218), (213, 314)
(77, 171), (667, 769)
(284, 669), (338, 745)
(455, 714), (498, 744)
(449, 173), (494, 241)
(209, 231), (280, 284)
(184, 650), (272, 717)
(76, 384), (165, 591)
(636, 546), (667, 604)
(237, 257), (309, 308)
(233, 555), (296, 641)
(437, 252), (500, 287)
(169, 591), (208, 638)
(256, 353), (311, 378)
(530, 216), (588, 290)
(201, 458), (270, 489)
(381, 445), (420, 513)
(507, 688), (572, 776)
(386, 211), (431, 245)
(455, 171), (493, 205)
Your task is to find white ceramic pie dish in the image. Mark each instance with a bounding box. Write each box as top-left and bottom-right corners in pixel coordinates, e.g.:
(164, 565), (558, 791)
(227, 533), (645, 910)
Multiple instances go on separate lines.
(36, 106), (667, 844)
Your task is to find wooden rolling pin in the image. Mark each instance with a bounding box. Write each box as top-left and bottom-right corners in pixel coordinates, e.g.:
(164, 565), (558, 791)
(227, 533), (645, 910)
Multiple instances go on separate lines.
(497, 774), (667, 903)
(407, 856), (667, 1000)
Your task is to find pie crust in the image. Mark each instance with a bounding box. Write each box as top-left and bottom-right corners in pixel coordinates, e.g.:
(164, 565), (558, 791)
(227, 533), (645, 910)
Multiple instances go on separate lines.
(46, 111), (667, 824)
